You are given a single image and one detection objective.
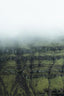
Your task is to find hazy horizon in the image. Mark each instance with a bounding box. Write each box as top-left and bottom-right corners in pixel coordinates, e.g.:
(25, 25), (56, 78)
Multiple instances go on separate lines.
(0, 0), (64, 44)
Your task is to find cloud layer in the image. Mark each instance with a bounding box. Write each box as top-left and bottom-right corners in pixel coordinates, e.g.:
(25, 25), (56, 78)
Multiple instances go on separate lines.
(0, 0), (64, 42)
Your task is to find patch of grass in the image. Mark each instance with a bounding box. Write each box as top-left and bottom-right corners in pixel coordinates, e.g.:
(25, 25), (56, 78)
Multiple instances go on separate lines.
(51, 76), (63, 90)
(32, 77), (48, 93)
(55, 59), (64, 65)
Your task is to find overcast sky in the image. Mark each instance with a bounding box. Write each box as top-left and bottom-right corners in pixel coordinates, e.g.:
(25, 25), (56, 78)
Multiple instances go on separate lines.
(0, 0), (64, 40)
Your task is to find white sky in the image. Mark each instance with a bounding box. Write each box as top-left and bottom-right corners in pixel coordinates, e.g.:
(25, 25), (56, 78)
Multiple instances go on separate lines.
(0, 0), (64, 39)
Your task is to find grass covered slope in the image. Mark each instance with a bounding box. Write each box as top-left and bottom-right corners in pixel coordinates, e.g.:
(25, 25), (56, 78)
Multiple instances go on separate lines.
(0, 44), (64, 96)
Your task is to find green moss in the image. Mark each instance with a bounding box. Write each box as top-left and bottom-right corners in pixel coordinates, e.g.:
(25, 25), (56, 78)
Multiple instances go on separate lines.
(2, 75), (15, 94)
(51, 76), (63, 90)
(32, 77), (48, 93)
(7, 60), (16, 66)
(55, 59), (64, 65)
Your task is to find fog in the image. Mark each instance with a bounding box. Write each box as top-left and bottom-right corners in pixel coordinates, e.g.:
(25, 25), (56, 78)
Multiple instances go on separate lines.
(0, 0), (64, 46)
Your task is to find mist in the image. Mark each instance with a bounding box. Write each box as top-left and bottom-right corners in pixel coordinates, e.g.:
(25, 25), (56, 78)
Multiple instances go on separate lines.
(0, 0), (64, 46)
